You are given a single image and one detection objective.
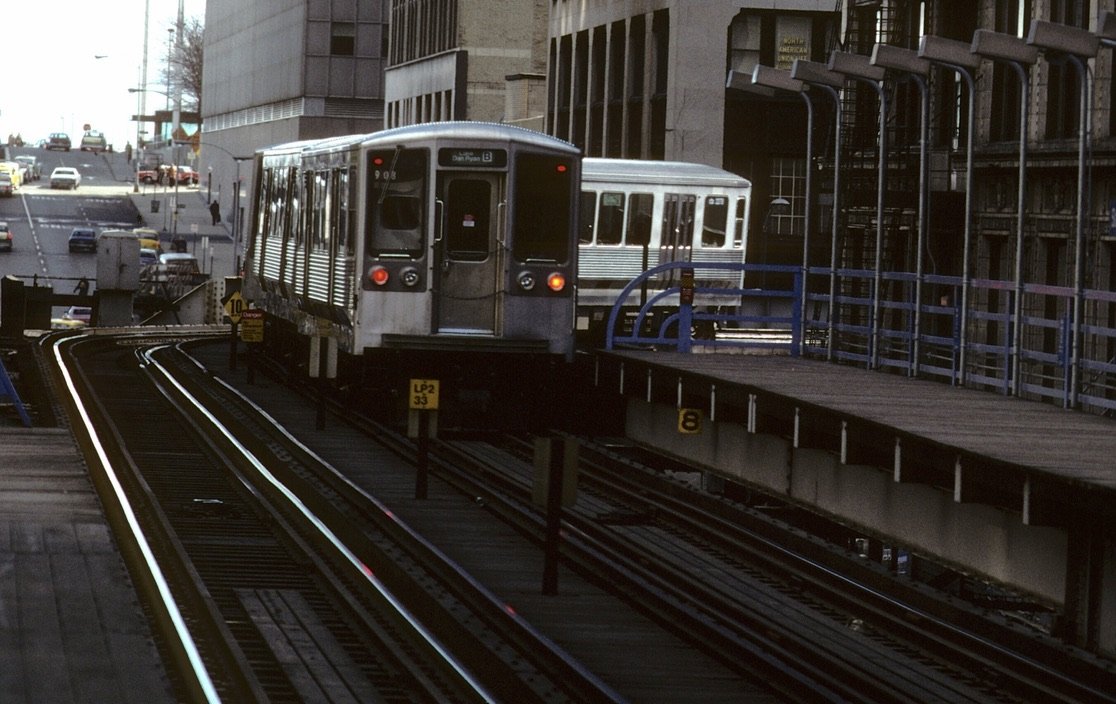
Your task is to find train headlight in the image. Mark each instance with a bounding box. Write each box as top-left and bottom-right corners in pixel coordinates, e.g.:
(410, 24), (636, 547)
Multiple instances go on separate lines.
(547, 272), (567, 292)
(369, 266), (389, 286)
(517, 271), (536, 291)
(400, 267), (420, 287)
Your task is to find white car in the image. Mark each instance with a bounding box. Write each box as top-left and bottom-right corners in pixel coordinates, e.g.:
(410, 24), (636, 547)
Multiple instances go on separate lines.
(50, 167), (81, 190)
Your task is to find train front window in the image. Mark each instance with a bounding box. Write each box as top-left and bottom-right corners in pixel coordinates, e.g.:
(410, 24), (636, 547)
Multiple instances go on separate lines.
(366, 149), (427, 257)
(512, 153), (573, 262)
(702, 195), (728, 247)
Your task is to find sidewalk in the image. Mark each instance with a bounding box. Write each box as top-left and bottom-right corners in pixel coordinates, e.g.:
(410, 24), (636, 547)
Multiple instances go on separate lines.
(103, 151), (238, 276)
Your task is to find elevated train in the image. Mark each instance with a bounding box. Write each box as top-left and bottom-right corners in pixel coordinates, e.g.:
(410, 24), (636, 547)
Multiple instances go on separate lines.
(577, 158), (753, 342)
(243, 122), (581, 427)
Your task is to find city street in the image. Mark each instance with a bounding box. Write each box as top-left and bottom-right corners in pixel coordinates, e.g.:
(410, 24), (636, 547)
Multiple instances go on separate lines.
(0, 146), (238, 318)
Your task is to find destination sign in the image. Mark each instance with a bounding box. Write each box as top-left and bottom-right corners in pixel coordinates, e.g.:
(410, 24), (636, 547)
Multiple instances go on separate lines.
(438, 148), (507, 168)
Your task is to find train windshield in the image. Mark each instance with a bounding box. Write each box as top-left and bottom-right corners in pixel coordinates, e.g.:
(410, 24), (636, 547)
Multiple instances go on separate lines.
(511, 153), (573, 263)
(366, 149), (428, 258)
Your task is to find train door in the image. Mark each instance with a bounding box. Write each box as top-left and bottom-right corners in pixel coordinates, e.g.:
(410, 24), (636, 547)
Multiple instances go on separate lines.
(659, 193), (696, 286)
(435, 173), (503, 333)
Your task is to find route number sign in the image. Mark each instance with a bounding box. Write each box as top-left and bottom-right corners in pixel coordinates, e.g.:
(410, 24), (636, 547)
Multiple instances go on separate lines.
(223, 291), (246, 324)
(409, 378), (440, 410)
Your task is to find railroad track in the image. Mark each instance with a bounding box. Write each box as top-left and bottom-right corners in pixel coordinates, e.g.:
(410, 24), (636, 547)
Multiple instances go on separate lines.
(438, 434), (1116, 704)
(49, 331), (621, 703)
(246, 351), (1116, 704)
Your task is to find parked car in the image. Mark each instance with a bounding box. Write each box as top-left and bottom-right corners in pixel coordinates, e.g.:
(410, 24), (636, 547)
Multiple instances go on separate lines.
(175, 165), (199, 185)
(52, 305), (91, 329)
(46, 132), (71, 151)
(79, 130), (107, 153)
(0, 161), (22, 188)
(0, 221), (11, 251)
(65, 306), (92, 324)
(50, 167), (81, 189)
(0, 173), (13, 197)
(13, 156), (38, 181)
(158, 252), (200, 272)
(132, 227), (162, 251)
(139, 247), (159, 267)
(68, 227), (98, 252)
(137, 164), (174, 184)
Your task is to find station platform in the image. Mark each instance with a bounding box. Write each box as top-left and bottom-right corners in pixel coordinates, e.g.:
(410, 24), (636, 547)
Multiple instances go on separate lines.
(596, 349), (1116, 656)
(0, 426), (174, 702)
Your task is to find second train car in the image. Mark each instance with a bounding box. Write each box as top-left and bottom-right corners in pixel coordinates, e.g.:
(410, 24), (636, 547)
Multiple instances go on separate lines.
(243, 122), (582, 428)
(576, 158), (753, 342)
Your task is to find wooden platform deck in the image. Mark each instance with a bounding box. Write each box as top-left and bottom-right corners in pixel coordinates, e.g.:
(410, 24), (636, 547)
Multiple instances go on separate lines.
(604, 350), (1116, 492)
(0, 427), (174, 703)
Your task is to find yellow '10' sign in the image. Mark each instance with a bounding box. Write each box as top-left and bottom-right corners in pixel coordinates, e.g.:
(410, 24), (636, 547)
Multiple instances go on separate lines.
(410, 379), (440, 410)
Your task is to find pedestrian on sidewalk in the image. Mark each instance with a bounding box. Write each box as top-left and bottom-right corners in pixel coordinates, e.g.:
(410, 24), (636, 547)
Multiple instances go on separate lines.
(209, 200), (221, 226)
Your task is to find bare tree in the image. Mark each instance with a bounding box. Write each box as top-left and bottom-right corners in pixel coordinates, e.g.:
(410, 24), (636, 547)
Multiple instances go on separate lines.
(179, 17), (204, 114)
(163, 17), (204, 115)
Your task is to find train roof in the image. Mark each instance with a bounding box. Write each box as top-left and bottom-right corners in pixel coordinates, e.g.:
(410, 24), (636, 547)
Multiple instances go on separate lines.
(259, 122), (582, 158)
(582, 158), (751, 189)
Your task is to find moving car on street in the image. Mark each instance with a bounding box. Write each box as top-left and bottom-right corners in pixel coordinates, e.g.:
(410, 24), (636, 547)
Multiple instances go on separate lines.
(0, 173), (14, 197)
(50, 167), (81, 190)
(0, 221), (12, 251)
(68, 227), (98, 252)
(80, 130), (108, 153)
(46, 132), (71, 151)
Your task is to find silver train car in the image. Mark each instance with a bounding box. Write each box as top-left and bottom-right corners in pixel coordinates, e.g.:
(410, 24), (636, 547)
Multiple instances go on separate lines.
(577, 158), (753, 341)
(243, 122), (582, 426)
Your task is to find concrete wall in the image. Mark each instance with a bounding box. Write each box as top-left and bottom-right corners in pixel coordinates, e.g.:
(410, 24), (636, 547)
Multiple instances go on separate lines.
(624, 397), (1070, 607)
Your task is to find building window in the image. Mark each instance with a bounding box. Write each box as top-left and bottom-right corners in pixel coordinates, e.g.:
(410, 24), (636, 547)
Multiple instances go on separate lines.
(770, 157), (805, 236)
(332, 22), (356, 56)
(1045, 0), (1086, 140)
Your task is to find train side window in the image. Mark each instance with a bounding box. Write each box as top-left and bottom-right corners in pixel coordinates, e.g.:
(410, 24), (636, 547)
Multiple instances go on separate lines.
(579, 191), (597, 244)
(511, 153), (573, 263)
(597, 192), (624, 245)
(702, 195), (728, 248)
(626, 193), (653, 246)
(733, 198), (747, 248)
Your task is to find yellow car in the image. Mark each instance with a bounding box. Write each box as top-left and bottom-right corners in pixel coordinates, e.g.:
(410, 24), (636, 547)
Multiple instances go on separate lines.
(132, 227), (163, 252)
(0, 162), (23, 189)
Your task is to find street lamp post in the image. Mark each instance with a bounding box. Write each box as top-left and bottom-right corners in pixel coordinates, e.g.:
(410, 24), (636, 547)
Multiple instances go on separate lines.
(791, 59), (845, 361)
(750, 65), (812, 356)
(829, 51), (888, 370)
(971, 29), (1038, 396)
(919, 35), (981, 386)
(1027, 20), (1100, 409)
(871, 44), (930, 377)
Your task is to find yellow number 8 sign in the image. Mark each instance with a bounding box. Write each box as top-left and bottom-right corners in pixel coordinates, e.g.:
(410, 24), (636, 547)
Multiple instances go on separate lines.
(677, 408), (702, 434)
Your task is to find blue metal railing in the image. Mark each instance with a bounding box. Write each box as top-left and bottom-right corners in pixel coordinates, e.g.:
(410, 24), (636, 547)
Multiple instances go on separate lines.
(604, 261), (802, 354)
(603, 262), (1116, 413)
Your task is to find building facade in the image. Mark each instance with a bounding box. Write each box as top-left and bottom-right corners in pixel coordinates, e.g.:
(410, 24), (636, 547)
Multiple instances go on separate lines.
(384, 0), (550, 128)
(200, 0), (389, 235)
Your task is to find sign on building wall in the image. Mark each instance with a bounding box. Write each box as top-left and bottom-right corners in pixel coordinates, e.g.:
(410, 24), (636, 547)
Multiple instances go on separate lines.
(775, 17), (813, 70)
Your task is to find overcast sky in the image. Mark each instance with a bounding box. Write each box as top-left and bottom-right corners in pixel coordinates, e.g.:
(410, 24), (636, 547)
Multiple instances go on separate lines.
(2, 0), (206, 149)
